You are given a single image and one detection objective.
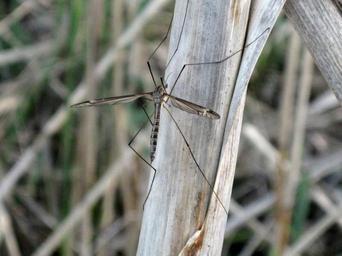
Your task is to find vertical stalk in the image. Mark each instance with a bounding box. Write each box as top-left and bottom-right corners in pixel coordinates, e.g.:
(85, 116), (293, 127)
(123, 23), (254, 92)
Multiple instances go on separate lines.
(100, 0), (125, 238)
(78, 0), (102, 254)
(137, 0), (285, 254)
(275, 27), (301, 254)
(284, 0), (342, 102)
(284, 48), (314, 253)
(0, 204), (21, 256)
(137, 0), (286, 253)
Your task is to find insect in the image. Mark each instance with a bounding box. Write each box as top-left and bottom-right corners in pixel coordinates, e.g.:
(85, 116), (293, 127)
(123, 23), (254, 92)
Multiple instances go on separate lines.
(71, 53), (221, 208)
(71, 83), (219, 161)
(71, 0), (270, 213)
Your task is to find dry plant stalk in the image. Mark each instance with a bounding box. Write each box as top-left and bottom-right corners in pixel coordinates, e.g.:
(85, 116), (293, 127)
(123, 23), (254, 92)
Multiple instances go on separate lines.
(0, 204), (22, 256)
(137, 0), (286, 254)
(275, 28), (301, 253)
(285, 0), (342, 102)
(276, 34), (314, 253)
(0, 40), (55, 66)
(225, 192), (275, 236)
(76, 0), (103, 254)
(99, 0), (126, 246)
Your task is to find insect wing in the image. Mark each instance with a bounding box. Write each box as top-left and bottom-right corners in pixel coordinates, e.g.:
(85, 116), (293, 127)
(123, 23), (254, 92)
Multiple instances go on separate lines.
(168, 95), (220, 119)
(71, 93), (153, 108)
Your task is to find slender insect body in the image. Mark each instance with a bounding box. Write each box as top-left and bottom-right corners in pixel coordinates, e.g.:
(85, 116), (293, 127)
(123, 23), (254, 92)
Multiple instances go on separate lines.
(150, 85), (166, 162)
(150, 102), (161, 162)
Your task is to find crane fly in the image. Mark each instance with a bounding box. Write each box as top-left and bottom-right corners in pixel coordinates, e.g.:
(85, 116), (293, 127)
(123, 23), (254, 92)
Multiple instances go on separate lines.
(71, 0), (270, 213)
(71, 83), (220, 162)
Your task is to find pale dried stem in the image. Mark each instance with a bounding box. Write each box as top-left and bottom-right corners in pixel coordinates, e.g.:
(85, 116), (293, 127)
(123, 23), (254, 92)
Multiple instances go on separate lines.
(229, 200), (271, 240)
(119, 2), (143, 255)
(285, 49), (313, 202)
(309, 149), (342, 182)
(77, 0), (102, 254)
(244, 122), (342, 181)
(278, 28), (300, 150)
(100, 0), (125, 241)
(137, 0), (286, 254)
(311, 186), (342, 229)
(238, 224), (273, 256)
(15, 189), (57, 228)
(309, 90), (340, 115)
(285, 0), (342, 102)
(0, 40), (56, 66)
(242, 124), (291, 172)
(0, 58), (65, 97)
(95, 212), (138, 254)
(279, 47), (313, 252)
(225, 193), (275, 236)
(0, 96), (20, 115)
(274, 27), (301, 253)
(0, 204), (22, 256)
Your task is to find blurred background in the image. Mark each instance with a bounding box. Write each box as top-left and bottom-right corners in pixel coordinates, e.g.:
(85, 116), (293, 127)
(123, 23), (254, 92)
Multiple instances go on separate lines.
(0, 0), (341, 255)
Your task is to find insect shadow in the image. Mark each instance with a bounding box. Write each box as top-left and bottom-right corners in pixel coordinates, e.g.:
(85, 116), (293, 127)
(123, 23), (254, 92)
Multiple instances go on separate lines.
(71, 0), (270, 215)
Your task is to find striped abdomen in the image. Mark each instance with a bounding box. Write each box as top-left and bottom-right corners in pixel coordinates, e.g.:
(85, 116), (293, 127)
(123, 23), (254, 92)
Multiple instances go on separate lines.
(150, 103), (161, 162)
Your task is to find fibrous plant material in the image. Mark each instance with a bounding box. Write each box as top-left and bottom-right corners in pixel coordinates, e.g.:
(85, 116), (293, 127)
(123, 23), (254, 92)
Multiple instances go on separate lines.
(137, 0), (286, 255)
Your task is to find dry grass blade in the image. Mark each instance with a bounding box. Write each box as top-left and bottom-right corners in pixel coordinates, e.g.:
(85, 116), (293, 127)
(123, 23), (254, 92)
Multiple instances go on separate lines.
(76, 0), (102, 254)
(286, 50), (313, 200)
(284, 0), (342, 102)
(225, 194), (275, 236)
(274, 27), (301, 253)
(94, 212), (138, 254)
(311, 186), (342, 228)
(196, 0), (286, 254)
(242, 123), (290, 171)
(276, 45), (314, 253)
(229, 200), (270, 239)
(15, 189), (57, 228)
(278, 28), (300, 150)
(0, 96), (19, 115)
(0, 204), (22, 256)
(99, 0), (126, 254)
(137, 0), (286, 254)
(238, 224), (274, 256)
(0, 40), (56, 66)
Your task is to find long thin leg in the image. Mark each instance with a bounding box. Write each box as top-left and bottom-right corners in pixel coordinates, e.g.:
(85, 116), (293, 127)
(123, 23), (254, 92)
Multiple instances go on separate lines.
(146, 0), (190, 87)
(128, 107), (156, 209)
(147, 15), (173, 63)
(162, 104), (228, 215)
(164, 0), (190, 70)
(147, 61), (157, 88)
(146, 3), (174, 88)
(141, 104), (153, 126)
(167, 27), (271, 98)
